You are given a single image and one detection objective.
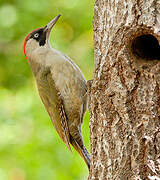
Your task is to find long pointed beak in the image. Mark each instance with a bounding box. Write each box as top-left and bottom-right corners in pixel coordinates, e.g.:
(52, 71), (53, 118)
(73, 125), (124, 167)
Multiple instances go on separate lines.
(44, 14), (61, 41)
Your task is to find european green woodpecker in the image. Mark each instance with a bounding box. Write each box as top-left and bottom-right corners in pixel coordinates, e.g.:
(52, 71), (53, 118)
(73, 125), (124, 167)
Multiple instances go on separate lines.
(23, 15), (90, 169)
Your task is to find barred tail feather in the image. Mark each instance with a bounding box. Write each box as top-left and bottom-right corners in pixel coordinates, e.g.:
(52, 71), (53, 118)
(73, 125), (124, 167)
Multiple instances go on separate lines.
(70, 136), (90, 169)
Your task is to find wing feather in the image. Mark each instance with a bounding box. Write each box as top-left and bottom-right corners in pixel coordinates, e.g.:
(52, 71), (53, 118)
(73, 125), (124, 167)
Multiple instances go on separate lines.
(35, 67), (71, 151)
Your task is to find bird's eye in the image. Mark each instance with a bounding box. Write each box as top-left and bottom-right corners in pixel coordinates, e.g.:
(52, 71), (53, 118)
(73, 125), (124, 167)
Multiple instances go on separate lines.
(34, 33), (39, 38)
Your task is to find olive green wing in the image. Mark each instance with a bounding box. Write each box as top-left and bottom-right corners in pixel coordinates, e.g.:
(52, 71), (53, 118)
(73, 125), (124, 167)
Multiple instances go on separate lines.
(35, 67), (71, 151)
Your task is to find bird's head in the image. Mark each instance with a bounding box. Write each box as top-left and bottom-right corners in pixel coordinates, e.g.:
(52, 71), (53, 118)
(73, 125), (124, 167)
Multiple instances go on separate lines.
(23, 14), (61, 62)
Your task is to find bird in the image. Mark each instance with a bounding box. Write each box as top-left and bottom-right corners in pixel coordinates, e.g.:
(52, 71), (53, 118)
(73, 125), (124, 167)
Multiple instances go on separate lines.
(23, 14), (90, 169)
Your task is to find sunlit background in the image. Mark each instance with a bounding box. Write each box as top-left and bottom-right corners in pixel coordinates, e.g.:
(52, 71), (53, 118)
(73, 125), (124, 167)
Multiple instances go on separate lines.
(0, 0), (94, 179)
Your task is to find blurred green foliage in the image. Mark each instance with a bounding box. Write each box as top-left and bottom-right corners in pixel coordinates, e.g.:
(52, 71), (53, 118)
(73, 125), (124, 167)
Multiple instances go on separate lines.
(0, 0), (94, 179)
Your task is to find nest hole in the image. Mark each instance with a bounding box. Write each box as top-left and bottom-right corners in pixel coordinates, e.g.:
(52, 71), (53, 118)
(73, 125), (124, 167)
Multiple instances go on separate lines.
(131, 34), (160, 60)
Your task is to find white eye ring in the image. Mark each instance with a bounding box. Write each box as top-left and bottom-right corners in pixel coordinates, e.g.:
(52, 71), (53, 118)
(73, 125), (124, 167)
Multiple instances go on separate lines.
(34, 33), (39, 38)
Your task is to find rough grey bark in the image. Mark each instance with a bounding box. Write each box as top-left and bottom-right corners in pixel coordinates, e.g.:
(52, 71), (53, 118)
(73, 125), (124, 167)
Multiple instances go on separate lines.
(88, 0), (160, 179)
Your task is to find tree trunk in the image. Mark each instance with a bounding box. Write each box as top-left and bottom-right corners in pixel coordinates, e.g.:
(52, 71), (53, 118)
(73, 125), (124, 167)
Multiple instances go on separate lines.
(88, 0), (160, 179)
